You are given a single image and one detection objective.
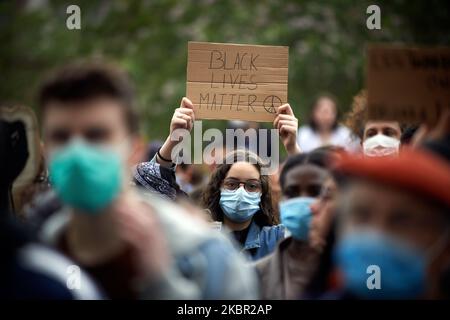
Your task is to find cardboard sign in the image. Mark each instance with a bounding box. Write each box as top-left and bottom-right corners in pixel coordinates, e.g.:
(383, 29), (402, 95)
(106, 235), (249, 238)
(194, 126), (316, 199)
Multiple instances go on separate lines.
(186, 41), (289, 122)
(367, 45), (450, 124)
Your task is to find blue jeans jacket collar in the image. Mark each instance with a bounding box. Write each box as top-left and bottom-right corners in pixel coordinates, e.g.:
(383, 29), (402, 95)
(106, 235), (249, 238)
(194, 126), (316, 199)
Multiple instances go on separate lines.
(243, 220), (261, 250)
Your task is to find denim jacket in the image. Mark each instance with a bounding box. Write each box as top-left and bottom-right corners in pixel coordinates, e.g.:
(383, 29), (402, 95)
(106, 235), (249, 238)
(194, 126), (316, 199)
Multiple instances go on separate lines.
(243, 220), (285, 261)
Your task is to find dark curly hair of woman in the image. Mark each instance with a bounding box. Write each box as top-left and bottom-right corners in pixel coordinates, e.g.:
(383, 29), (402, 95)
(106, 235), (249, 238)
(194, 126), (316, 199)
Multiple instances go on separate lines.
(344, 89), (368, 140)
(201, 149), (278, 226)
(345, 89), (406, 141)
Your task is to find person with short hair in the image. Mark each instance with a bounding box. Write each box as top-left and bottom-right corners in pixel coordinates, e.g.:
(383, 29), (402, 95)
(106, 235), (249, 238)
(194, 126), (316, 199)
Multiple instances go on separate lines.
(32, 60), (258, 299)
(254, 149), (339, 299)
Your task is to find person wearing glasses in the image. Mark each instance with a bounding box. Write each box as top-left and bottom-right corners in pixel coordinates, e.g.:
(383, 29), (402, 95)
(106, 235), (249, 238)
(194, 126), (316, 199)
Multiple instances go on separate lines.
(155, 101), (301, 261)
(254, 148), (339, 299)
(201, 149), (285, 261)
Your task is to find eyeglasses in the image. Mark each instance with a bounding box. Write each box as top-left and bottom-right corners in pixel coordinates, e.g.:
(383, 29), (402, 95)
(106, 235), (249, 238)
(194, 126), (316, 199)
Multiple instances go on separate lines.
(223, 178), (262, 193)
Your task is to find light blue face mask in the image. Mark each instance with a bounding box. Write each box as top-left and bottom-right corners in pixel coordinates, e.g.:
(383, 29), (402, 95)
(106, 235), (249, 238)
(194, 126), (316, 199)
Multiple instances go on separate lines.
(279, 197), (315, 241)
(334, 229), (427, 299)
(219, 187), (261, 223)
(49, 140), (123, 214)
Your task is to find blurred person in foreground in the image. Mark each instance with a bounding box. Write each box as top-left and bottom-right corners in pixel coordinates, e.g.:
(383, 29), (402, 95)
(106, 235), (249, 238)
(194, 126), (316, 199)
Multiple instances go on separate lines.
(414, 109), (450, 163)
(297, 94), (359, 153)
(1, 115), (101, 299)
(254, 148), (340, 299)
(329, 149), (450, 299)
(31, 60), (257, 299)
(345, 90), (403, 157)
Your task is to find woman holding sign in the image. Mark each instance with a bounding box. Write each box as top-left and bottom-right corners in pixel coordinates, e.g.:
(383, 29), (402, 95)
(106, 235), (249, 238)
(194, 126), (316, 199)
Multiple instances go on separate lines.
(201, 103), (301, 260)
(202, 149), (282, 261)
(156, 98), (301, 260)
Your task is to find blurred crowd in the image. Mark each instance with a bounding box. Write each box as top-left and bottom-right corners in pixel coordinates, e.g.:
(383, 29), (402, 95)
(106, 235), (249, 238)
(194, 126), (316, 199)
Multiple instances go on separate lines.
(1, 60), (449, 300)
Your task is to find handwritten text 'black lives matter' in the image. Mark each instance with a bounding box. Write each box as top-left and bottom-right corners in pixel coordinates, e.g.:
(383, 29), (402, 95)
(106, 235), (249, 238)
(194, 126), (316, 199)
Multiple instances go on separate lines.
(199, 50), (260, 112)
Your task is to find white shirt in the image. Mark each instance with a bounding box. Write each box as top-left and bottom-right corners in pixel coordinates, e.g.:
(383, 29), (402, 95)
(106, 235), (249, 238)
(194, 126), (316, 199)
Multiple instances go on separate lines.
(297, 125), (361, 153)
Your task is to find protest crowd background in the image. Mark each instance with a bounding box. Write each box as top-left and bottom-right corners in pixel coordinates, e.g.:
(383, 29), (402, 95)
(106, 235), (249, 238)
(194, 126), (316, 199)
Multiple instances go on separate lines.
(1, 0), (450, 301)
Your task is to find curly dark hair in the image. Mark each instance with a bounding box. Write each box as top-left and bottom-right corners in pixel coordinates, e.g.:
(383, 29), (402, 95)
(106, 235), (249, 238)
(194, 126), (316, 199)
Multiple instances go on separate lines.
(344, 90), (369, 140)
(201, 149), (277, 226)
(345, 89), (406, 140)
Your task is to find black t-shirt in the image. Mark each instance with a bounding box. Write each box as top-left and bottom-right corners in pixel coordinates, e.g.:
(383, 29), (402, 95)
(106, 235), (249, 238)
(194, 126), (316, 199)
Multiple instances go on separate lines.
(58, 231), (138, 299)
(232, 225), (251, 246)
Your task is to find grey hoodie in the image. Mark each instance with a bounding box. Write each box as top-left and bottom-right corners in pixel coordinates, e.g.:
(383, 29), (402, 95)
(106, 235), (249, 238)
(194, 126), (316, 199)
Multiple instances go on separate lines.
(38, 190), (259, 299)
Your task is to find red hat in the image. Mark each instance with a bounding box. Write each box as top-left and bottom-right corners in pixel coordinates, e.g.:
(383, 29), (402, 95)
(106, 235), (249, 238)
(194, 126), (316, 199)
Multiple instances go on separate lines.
(334, 148), (450, 209)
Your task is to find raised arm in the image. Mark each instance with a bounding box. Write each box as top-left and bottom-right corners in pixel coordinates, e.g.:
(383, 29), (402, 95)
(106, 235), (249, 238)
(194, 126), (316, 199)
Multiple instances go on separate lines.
(157, 97), (195, 167)
(273, 103), (301, 155)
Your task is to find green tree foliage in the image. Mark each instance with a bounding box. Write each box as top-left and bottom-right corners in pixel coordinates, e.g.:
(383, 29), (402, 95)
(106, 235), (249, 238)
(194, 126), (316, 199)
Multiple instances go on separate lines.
(1, 0), (449, 140)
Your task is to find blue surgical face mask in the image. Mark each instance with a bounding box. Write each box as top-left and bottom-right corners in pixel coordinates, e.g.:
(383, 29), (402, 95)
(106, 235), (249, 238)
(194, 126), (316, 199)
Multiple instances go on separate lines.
(219, 187), (261, 223)
(279, 197), (315, 241)
(334, 229), (427, 299)
(49, 139), (123, 214)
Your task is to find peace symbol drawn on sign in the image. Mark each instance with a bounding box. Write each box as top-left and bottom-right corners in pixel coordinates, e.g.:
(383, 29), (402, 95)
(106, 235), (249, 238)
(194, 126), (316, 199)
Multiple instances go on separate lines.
(263, 95), (282, 114)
